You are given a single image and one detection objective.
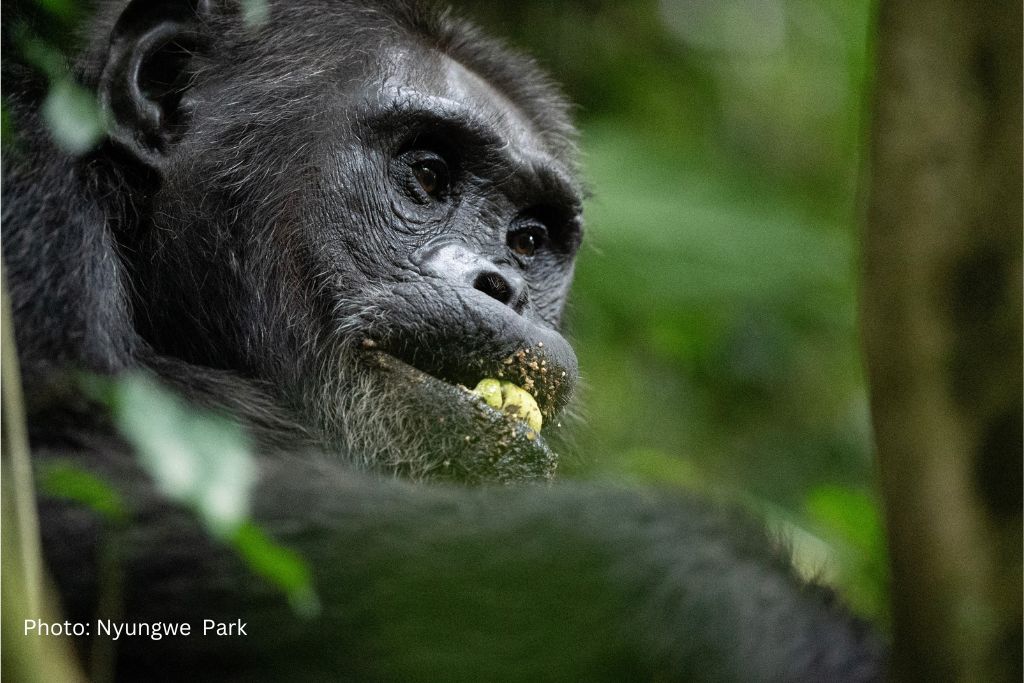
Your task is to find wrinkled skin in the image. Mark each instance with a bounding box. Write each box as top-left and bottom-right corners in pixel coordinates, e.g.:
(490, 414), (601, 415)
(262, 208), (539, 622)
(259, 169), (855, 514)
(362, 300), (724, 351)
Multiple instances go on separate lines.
(116, 7), (582, 481)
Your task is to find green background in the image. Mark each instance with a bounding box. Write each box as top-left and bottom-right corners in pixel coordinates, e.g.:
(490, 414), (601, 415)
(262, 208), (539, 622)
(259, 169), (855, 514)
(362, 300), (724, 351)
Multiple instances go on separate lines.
(456, 0), (888, 624)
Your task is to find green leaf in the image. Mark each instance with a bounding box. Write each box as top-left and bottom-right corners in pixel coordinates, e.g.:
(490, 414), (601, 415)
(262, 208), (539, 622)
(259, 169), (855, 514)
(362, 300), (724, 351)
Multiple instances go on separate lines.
(104, 373), (320, 615)
(804, 485), (882, 554)
(112, 374), (256, 538)
(38, 462), (127, 524)
(232, 522), (320, 617)
(35, 0), (78, 19)
(42, 79), (104, 154)
(15, 31), (65, 78)
(241, 0), (269, 27)
(803, 485), (890, 627)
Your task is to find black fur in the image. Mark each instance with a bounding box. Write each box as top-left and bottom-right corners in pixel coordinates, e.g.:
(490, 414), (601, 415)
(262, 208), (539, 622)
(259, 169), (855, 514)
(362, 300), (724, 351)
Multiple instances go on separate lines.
(2, 1), (885, 680)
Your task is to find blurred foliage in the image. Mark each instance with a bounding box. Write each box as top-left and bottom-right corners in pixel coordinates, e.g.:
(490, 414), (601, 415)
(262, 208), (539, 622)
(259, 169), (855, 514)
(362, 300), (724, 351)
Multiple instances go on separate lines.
(6, 8), (104, 153)
(40, 77), (104, 153)
(38, 463), (128, 525)
(456, 0), (888, 623)
(241, 0), (270, 27)
(107, 374), (257, 537)
(804, 485), (889, 623)
(85, 374), (320, 617)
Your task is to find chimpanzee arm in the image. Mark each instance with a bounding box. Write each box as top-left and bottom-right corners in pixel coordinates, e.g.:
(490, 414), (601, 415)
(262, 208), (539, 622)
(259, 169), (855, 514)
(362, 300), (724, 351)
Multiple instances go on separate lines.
(38, 439), (884, 682)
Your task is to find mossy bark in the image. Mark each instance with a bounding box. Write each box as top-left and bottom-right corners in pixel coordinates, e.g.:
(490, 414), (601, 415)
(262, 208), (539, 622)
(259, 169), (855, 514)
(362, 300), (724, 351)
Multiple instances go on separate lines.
(862, 1), (1022, 679)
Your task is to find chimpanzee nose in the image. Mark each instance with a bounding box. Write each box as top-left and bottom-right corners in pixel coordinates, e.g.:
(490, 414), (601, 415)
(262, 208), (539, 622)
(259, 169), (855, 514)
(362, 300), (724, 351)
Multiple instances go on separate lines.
(412, 242), (528, 313)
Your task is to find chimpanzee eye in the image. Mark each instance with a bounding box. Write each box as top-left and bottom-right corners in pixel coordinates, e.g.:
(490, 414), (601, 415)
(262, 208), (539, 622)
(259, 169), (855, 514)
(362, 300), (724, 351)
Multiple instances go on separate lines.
(508, 225), (546, 257)
(409, 154), (449, 200)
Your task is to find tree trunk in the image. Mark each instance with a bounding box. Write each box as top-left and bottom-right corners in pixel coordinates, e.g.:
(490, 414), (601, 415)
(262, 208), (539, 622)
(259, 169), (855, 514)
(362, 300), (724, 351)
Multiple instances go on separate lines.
(861, 1), (1022, 680)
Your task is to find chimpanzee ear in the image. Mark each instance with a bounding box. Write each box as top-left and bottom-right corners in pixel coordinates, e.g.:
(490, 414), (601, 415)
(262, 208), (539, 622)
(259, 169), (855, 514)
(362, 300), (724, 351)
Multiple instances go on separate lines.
(98, 0), (214, 167)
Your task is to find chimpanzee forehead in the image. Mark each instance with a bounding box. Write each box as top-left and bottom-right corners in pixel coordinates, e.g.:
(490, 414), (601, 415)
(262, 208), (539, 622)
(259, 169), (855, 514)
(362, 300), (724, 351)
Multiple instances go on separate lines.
(371, 46), (548, 159)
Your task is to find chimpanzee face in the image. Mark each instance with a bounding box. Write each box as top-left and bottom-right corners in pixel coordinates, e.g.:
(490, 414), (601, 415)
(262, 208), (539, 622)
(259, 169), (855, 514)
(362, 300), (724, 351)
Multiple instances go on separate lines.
(119, 11), (583, 482)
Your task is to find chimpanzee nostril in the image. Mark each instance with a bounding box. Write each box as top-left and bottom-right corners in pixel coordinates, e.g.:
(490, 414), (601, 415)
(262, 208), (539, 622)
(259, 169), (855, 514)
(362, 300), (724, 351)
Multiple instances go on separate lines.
(412, 241), (528, 312)
(473, 271), (512, 305)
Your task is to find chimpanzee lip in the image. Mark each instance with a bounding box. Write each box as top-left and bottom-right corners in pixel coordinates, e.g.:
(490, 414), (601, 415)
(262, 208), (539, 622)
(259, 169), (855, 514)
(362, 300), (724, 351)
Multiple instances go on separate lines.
(361, 349), (552, 437)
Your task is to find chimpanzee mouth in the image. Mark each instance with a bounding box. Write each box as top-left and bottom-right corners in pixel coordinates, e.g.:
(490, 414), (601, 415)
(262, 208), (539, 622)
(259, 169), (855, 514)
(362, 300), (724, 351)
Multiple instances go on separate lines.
(361, 349), (551, 438)
(353, 349), (561, 482)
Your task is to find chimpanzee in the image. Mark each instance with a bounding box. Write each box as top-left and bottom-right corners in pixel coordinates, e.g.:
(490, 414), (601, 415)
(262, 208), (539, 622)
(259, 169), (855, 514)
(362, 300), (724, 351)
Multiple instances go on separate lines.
(1, 0), (885, 680)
